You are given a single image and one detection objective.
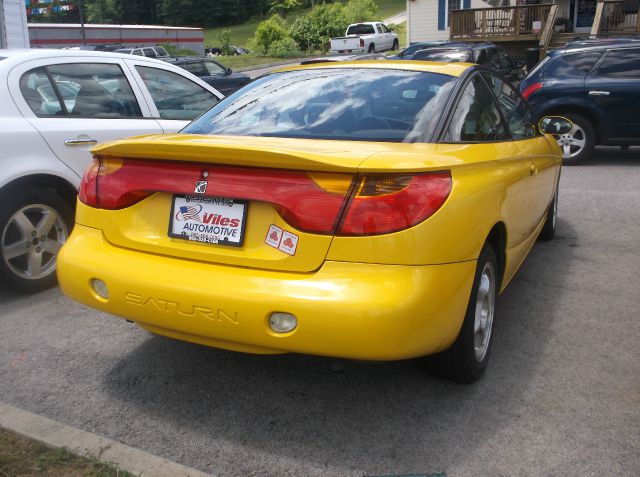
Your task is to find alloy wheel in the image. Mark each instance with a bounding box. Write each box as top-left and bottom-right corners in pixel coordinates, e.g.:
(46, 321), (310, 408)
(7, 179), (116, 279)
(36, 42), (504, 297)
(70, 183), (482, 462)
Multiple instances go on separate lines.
(474, 261), (496, 362)
(1, 204), (68, 280)
(555, 123), (586, 159)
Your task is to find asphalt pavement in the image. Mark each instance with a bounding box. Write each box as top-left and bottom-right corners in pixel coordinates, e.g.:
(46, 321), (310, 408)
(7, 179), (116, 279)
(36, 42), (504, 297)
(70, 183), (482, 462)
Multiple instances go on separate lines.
(1, 147), (639, 476)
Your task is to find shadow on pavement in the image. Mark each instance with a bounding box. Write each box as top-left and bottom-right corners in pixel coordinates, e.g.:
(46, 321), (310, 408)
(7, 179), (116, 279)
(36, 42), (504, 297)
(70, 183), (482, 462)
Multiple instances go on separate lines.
(100, 220), (580, 475)
(580, 146), (640, 166)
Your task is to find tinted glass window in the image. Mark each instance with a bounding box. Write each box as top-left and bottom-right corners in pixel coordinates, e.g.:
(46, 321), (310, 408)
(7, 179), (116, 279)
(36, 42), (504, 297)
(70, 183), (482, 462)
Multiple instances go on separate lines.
(143, 48), (157, 58)
(180, 62), (208, 76)
(203, 61), (227, 75)
(446, 75), (507, 142)
(20, 67), (62, 116)
(22, 63), (142, 118)
(184, 69), (456, 143)
(547, 51), (601, 77)
(347, 24), (375, 35)
(136, 66), (219, 120)
(595, 48), (640, 78)
(413, 49), (473, 62)
(381, 24), (390, 33)
(132, 49), (144, 56)
(482, 73), (536, 139)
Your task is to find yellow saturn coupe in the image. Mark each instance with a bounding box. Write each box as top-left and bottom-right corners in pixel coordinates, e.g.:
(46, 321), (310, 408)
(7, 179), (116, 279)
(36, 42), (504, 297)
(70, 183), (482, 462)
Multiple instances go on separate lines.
(57, 61), (569, 382)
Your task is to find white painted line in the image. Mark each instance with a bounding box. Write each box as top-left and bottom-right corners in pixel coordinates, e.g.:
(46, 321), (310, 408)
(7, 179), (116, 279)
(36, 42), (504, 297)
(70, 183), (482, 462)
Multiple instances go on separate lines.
(0, 402), (212, 477)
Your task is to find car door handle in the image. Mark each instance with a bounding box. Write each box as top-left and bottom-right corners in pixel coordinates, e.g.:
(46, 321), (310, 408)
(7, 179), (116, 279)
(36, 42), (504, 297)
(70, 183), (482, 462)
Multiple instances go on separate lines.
(64, 139), (98, 146)
(588, 90), (610, 96)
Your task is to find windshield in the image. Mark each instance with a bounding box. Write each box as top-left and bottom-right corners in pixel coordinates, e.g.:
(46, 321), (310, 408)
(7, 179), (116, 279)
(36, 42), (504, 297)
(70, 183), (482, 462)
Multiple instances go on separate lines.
(184, 68), (456, 143)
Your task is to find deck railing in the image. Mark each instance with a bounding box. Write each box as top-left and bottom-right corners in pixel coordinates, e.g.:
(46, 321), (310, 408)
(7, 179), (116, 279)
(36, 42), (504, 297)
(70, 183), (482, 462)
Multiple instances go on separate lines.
(594, 0), (640, 34)
(450, 4), (555, 40)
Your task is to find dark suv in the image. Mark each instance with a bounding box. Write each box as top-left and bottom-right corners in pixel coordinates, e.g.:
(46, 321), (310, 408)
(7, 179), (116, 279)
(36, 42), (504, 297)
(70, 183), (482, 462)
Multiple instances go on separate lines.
(519, 39), (640, 164)
(411, 42), (525, 82)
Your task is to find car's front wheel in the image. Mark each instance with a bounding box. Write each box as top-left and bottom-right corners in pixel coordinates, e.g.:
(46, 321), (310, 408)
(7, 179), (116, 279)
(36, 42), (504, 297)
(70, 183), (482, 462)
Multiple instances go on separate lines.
(553, 113), (595, 165)
(427, 243), (498, 383)
(0, 188), (73, 293)
(392, 39), (399, 51)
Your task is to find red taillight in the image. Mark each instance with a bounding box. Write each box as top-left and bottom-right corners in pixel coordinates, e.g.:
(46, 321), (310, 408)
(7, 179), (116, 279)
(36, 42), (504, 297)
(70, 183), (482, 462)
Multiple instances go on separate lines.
(79, 157), (452, 236)
(337, 173), (452, 236)
(521, 81), (543, 100)
(359, 38), (365, 48)
(78, 158), (99, 206)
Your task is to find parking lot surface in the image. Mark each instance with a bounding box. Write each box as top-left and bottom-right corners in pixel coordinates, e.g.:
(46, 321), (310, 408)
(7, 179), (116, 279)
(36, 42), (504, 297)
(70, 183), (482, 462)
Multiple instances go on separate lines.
(1, 147), (639, 476)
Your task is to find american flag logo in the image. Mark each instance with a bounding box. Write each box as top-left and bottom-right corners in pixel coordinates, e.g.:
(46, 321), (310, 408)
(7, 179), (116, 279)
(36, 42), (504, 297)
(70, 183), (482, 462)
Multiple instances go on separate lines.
(176, 205), (202, 222)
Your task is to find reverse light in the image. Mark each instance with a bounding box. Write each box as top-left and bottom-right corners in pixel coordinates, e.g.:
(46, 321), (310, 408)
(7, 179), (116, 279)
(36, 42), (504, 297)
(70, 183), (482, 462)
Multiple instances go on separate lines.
(521, 81), (543, 100)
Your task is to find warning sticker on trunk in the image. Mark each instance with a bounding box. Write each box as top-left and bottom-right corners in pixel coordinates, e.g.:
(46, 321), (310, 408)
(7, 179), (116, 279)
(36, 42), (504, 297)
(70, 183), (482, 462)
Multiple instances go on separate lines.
(265, 225), (298, 256)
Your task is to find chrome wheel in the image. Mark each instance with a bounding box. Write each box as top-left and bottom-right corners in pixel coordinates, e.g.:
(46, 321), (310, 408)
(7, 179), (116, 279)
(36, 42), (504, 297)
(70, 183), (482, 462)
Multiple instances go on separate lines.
(474, 261), (496, 362)
(1, 204), (68, 281)
(555, 123), (586, 159)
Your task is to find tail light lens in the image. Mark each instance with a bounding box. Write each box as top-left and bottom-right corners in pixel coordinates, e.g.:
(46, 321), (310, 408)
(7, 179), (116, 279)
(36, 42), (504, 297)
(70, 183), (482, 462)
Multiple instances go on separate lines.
(359, 38), (365, 48)
(79, 157), (452, 236)
(521, 81), (543, 100)
(338, 173), (452, 235)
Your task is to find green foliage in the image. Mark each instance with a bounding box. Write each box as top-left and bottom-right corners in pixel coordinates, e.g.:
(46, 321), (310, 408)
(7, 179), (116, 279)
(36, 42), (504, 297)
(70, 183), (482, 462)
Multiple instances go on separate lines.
(253, 14), (290, 55)
(269, 0), (301, 15)
(218, 29), (234, 56)
(343, 0), (378, 24)
(268, 36), (303, 57)
(84, 0), (123, 24)
(289, 2), (348, 51)
(288, 0), (379, 52)
(159, 43), (198, 56)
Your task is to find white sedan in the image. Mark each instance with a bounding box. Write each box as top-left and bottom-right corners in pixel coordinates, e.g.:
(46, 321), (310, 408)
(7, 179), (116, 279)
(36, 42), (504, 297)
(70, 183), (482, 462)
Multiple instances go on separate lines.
(0, 49), (223, 293)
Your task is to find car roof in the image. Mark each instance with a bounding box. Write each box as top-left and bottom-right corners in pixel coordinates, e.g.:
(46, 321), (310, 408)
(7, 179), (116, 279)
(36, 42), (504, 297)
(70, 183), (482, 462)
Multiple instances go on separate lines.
(0, 48), (175, 65)
(276, 60), (472, 77)
(560, 37), (640, 54)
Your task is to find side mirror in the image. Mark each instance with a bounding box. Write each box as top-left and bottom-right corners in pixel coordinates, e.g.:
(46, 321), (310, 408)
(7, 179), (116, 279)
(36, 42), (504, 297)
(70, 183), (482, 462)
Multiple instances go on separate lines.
(226, 67), (232, 74)
(539, 116), (573, 135)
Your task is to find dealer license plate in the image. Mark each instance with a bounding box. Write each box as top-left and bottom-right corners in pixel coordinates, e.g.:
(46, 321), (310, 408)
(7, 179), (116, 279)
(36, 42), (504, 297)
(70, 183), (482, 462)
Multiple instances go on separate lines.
(169, 195), (247, 247)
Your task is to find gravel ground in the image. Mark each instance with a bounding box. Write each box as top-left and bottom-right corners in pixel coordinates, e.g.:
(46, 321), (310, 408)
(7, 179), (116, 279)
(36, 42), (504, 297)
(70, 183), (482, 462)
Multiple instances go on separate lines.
(1, 147), (639, 477)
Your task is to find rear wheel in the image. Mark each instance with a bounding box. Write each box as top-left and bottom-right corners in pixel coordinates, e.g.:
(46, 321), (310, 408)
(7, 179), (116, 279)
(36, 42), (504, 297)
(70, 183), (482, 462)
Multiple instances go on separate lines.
(0, 188), (73, 293)
(368, 43), (376, 53)
(427, 243), (498, 383)
(553, 113), (595, 165)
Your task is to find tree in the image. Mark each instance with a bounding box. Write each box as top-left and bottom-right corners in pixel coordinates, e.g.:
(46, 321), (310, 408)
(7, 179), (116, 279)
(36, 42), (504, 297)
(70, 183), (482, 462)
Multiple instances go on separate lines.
(84, 0), (123, 24)
(269, 0), (301, 16)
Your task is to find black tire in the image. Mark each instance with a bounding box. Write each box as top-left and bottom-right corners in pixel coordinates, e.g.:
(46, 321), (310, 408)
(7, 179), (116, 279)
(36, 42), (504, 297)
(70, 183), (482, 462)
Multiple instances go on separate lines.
(553, 112), (595, 165)
(427, 243), (498, 383)
(368, 43), (375, 53)
(538, 189), (558, 241)
(392, 39), (399, 51)
(0, 188), (73, 294)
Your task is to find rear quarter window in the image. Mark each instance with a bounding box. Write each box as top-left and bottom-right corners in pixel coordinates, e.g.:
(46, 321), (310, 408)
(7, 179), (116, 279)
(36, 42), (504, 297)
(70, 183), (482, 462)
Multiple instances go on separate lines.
(545, 51), (602, 78)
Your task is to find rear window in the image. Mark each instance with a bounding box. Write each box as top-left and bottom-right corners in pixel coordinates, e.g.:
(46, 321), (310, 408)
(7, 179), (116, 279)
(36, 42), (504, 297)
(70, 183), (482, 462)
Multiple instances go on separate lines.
(347, 24), (375, 35)
(184, 68), (456, 143)
(546, 51), (602, 77)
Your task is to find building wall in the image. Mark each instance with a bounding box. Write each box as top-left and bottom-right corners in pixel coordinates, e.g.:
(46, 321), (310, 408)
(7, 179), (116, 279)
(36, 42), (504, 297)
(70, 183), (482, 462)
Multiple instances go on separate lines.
(0, 0), (30, 48)
(28, 24), (205, 54)
(407, 0), (513, 43)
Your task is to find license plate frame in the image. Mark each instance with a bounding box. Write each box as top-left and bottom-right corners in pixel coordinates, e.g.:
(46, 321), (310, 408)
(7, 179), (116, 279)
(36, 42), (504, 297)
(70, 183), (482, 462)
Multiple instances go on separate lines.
(168, 194), (248, 248)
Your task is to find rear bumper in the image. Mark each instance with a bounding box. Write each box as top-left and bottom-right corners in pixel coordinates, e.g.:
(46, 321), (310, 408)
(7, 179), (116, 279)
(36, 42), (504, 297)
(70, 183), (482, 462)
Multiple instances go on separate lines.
(58, 225), (476, 360)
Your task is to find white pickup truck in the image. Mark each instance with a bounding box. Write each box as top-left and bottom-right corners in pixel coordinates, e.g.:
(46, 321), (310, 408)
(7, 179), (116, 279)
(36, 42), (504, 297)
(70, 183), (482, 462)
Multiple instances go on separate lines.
(329, 22), (399, 54)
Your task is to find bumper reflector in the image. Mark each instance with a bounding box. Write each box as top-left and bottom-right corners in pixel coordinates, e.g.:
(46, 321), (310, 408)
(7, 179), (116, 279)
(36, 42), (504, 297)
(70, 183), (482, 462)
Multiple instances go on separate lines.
(91, 278), (109, 300)
(269, 312), (297, 333)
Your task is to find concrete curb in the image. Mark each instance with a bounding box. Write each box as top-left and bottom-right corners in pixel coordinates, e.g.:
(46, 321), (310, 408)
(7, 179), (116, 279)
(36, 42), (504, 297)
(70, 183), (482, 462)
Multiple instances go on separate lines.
(0, 402), (212, 477)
